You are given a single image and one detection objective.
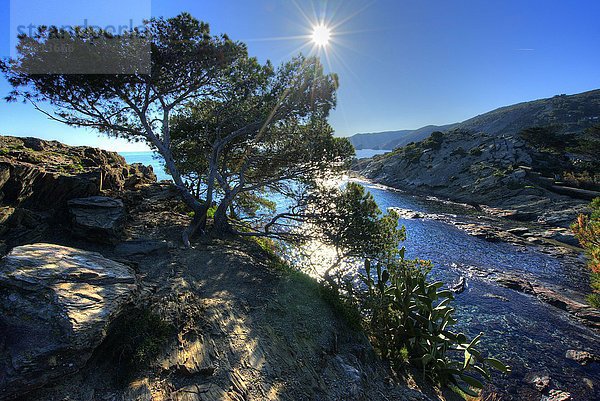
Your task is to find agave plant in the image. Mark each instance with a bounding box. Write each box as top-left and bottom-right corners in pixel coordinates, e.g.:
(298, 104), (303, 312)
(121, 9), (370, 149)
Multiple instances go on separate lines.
(359, 253), (510, 396)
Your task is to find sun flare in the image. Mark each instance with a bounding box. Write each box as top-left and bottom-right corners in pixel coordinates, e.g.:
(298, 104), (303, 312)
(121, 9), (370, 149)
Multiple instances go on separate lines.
(312, 24), (331, 47)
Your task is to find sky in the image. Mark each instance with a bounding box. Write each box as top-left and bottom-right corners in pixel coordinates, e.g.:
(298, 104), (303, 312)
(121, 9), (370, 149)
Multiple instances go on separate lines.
(0, 0), (599, 151)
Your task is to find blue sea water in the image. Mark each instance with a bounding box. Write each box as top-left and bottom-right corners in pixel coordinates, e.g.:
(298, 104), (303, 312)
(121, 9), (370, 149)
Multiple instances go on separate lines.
(121, 152), (172, 181)
(120, 149), (391, 182)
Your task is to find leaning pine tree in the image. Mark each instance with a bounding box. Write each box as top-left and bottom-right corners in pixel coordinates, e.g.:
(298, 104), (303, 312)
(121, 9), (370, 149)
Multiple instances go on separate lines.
(2, 13), (353, 245)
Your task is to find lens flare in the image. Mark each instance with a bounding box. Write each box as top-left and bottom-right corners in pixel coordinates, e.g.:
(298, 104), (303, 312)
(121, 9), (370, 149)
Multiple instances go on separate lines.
(312, 24), (331, 47)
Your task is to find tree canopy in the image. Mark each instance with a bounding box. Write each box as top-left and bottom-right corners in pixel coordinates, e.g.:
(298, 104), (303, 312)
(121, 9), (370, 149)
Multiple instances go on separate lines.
(2, 13), (354, 244)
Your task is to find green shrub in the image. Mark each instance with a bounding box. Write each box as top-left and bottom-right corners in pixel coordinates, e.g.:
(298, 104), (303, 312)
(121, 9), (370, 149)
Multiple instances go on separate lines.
(100, 309), (174, 381)
(469, 147), (482, 157)
(207, 204), (218, 219)
(422, 131), (445, 151)
(572, 197), (600, 308)
(358, 256), (509, 396)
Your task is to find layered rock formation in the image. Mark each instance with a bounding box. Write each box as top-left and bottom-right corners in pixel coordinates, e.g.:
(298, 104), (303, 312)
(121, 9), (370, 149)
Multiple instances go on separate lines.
(0, 244), (139, 399)
(68, 196), (126, 243)
(0, 136), (156, 249)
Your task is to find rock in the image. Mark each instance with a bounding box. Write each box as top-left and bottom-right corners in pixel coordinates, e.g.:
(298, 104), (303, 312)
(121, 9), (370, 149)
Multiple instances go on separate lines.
(354, 127), (590, 228)
(542, 389), (571, 401)
(525, 371), (551, 392)
(115, 239), (170, 257)
(0, 136), (156, 249)
(495, 275), (535, 294)
(125, 163), (157, 188)
(172, 383), (228, 401)
(540, 229), (581, 247)
(565, 349), (598, 365)
(507, 227), (530, 236)
(0, 244), (138, 399)
(493, 273), (600, 329)
(387, 207), (424, 219)
(160, 332), (216, 376)
(533, 286), (588, 314)
(0, 207), (49, 248)
(582, 378), (594, 390)
(68, 196), (125, 244)
(483, 293), (510, 302)
(450, 276), (466, 293)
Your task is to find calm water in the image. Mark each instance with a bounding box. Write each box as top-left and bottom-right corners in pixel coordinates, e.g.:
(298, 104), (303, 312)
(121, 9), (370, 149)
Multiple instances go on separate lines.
(121, 149), (390, 182)
(122, 150), (600, 399)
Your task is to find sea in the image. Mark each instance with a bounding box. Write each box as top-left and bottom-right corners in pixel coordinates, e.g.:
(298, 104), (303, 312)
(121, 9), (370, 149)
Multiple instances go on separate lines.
(120, 149), (391, 182)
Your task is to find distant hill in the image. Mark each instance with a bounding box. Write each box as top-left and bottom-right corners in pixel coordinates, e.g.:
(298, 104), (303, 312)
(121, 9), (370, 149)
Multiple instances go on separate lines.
(352, 89), (600, 227)
(349, 125), (455, 150)
(348, 89), (600, 150)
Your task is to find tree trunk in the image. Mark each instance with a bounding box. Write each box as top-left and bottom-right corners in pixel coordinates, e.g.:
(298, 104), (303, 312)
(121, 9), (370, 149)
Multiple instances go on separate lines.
(182, 204), (209, 247)
(212, 198), (232, 236)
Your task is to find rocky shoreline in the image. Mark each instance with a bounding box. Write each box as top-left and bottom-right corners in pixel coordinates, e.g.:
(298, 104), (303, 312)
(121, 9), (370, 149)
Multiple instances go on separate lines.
(373, 189), (600, 332)
(352, 129), (593, 230)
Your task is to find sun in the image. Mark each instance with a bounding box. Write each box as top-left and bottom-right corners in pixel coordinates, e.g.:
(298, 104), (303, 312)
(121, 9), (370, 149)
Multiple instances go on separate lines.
(312, 24), (331, 47)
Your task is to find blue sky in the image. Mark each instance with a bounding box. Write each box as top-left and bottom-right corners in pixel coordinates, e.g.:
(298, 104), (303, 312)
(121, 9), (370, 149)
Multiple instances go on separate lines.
(1, 0), (600, 151)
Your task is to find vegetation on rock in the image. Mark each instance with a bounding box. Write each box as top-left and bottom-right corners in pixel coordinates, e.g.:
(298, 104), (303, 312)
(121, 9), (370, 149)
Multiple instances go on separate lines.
(572, 197), (600, 307)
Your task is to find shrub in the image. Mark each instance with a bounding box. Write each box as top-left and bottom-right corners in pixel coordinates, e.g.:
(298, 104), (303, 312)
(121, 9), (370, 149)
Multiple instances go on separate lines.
(357, 256), (509, 396)
(422, 131), (445, 151)
(572, 197), (600, 308)
(519, 126), (568, 151)
(469, 147), (483, 157)
(100, 308), (174, 381)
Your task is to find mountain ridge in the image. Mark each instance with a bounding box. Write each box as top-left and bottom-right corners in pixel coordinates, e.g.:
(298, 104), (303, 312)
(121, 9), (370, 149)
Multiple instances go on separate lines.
(348, 89), (600, 150)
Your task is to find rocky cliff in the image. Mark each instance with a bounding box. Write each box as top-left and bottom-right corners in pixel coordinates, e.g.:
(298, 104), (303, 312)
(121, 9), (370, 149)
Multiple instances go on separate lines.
(0, 137), (435, 401)
(348, 89), (600, 150)
(0, 136), (156, 249)
(354, 129), (596, 228)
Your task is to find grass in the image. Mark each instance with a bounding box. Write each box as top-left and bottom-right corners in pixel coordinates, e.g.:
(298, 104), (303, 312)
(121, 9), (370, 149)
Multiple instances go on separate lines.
(99, 308), (174, 382)
(248, 235), (363, 330)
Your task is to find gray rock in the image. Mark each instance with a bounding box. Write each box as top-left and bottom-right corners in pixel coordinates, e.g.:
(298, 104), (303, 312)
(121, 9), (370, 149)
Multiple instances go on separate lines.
(115, 239), (169, 257)
(68, 196), (125, 244)
(354, 129), (588, 227)
(450, 276), (466, 294)
(0, 244), (138, 399)
(506, 227), (530, 236)
(542, 389), (571, 401)
(525, 371), (551, 392)
(565, 349), (598, 365)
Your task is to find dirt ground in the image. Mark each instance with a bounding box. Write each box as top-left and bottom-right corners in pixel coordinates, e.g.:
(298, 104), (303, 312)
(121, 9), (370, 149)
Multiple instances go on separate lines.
(22, 183), (443, 401)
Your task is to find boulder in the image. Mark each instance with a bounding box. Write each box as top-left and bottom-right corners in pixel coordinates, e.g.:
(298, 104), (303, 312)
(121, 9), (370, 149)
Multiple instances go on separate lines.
(125, 163), (157, 188)
(565, 349), (598, 366)
(68, 196), (125, 244)
(0, 244), (138, 399)
(525, 371), (551, 392)
(115, 239), (170, 257)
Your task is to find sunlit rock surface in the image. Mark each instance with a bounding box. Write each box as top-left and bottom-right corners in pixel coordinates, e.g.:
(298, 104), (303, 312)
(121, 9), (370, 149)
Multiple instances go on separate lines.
(0, 243), (138, 399)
